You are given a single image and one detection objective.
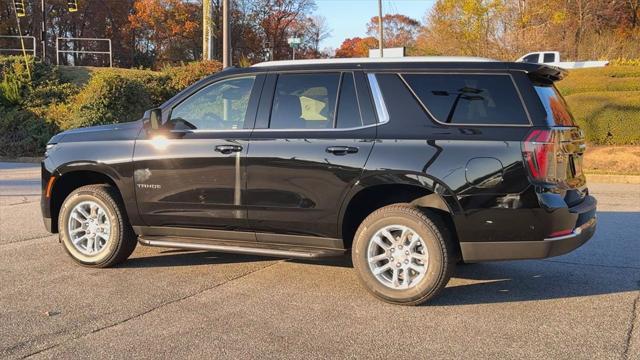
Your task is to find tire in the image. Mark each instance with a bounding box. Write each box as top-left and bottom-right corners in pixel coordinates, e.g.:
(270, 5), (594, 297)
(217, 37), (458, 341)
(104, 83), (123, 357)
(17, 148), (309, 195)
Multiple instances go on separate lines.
(58, 184), (137, 267)
(352, 204), (456, 305)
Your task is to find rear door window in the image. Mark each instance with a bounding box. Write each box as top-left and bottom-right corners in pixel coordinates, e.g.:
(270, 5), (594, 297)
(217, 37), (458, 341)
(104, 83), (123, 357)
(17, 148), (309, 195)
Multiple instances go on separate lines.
(402, 74), (529, 125)
(269, 73), (340, 129)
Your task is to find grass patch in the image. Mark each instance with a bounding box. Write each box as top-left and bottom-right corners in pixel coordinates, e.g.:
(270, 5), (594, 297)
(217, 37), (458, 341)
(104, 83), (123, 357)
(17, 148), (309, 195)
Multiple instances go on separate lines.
(584, 146), (640, 175)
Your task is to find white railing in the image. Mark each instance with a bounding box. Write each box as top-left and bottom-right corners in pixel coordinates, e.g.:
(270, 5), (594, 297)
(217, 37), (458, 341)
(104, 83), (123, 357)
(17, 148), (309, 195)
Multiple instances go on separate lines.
(55, 37), (112, 67)
(0, 35), (37, 57)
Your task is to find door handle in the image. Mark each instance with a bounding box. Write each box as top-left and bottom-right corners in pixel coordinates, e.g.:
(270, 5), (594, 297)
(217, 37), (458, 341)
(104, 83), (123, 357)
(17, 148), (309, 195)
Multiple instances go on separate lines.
(215, 144), (243, 154)
(326, 146), (358, 155)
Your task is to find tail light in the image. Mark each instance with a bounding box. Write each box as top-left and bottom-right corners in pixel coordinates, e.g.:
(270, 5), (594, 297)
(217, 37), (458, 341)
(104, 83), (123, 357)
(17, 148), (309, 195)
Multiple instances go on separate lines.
(522, 129), (565, 184)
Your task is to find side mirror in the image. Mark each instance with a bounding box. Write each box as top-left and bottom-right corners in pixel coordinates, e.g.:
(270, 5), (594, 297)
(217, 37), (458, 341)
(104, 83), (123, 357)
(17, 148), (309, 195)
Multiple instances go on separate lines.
(149, 108), (162, 130)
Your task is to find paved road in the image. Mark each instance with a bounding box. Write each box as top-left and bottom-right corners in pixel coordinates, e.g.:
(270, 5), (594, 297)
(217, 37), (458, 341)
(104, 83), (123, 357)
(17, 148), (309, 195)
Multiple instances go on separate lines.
(0, 162), (638, 359)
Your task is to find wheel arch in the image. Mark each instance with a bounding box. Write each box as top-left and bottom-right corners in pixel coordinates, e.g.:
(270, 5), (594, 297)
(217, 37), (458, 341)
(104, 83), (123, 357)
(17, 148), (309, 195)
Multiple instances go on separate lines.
(48, 162), (126, 233)
(338, 172), (461, 249)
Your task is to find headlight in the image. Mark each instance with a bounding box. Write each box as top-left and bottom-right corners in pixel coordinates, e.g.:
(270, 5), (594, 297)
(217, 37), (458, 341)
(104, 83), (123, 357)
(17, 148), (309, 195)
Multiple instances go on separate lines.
(45, 143), (57, 156)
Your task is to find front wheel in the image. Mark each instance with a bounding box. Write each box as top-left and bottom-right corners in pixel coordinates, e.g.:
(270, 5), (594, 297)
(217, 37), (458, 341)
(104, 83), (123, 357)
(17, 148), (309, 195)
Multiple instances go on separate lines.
(58, 184), (137, 267)
(352, 204), (455, 305)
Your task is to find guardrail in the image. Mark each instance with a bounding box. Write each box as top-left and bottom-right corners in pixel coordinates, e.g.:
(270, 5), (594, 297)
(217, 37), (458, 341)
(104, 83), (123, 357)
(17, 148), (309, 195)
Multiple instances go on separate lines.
(55, 37), (112, 67)
(0, 35), (37, 57)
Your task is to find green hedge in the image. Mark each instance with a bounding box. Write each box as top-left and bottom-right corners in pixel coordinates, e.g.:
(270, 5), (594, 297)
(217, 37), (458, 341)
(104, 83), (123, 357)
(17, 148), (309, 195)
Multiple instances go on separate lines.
(564, 91), (640, 145)
(55, 72), (154, 129)
(557, 65), (640, 145)
(0, 108), (58, 157)
(0, 56), (222, 157)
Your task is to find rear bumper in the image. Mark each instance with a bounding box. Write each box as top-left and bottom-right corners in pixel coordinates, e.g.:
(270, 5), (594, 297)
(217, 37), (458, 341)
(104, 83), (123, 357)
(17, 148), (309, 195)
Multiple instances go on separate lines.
(460, 195), (597, 262)
(460, 217), (596, 262)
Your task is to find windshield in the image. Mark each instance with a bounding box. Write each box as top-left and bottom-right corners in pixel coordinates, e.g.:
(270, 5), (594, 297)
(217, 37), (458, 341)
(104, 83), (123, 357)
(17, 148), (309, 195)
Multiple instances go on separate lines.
(534, 85), (576, 126)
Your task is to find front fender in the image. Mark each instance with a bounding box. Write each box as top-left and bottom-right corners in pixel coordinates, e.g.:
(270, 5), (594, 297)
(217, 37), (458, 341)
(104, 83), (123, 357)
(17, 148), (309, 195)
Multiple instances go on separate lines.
(43, 138), (140, 228)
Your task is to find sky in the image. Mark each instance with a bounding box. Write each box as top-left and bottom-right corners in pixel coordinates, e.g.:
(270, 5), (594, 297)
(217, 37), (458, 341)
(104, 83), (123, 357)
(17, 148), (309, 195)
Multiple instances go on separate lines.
(315, 0), (436, 50)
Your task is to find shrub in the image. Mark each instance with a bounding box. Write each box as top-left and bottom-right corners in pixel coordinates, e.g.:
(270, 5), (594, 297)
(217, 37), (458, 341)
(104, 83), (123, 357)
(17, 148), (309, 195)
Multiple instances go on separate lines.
(86, 67), (172, 105)
(557, 66), (640, 96)
(0, 56), (33, 105)
(0, 108), (58, 157)
(57, 71), (154, 130)
(163, 60), (222, 93)
(565, 91), (640, 145)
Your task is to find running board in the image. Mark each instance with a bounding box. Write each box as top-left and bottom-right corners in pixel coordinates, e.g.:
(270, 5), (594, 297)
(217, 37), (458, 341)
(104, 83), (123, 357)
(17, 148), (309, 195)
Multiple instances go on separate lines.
(138, 236), (345, 259)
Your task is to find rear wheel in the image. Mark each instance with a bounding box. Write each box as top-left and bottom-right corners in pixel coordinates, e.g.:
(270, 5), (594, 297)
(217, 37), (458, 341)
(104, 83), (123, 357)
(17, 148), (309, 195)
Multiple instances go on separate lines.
(58, 184), (137, 267)
(352, 204), (455, 305)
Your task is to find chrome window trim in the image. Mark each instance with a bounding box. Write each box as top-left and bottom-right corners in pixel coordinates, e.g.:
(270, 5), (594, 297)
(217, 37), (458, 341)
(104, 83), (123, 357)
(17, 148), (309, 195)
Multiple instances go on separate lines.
(166, 121), (380, 135)
(397, 72), (532, 127)
(367, 73), (390, 125)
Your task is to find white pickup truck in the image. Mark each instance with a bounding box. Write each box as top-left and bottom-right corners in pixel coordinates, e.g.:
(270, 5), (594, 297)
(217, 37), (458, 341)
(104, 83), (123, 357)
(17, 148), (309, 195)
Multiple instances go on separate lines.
(516, 51), (609, 69)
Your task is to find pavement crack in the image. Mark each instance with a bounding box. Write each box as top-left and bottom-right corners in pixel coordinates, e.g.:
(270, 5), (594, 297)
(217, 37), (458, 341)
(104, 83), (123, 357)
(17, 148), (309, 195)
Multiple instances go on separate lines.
(622, 281), (640, 360)
(19, 260), (283, 359)
(0, 235), (55, 247)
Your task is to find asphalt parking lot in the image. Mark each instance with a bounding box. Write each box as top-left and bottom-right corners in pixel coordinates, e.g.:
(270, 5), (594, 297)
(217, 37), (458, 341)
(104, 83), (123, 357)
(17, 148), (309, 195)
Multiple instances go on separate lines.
(1, 162), (638, 359)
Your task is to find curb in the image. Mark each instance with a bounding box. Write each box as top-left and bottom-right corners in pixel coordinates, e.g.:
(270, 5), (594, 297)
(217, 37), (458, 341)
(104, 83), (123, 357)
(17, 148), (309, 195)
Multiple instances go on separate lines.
(587, 174), (640, 184)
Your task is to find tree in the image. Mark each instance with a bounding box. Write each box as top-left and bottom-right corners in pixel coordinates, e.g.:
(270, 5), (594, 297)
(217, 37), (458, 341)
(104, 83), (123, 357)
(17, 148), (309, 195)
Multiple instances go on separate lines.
(335, 36), (378, 57)
(128, 0), (202, 66)
(250, 0), (317, 60)
(366, 14), (421, 48)
(305, 15), (331, 53)
(417, 0), (505, 58)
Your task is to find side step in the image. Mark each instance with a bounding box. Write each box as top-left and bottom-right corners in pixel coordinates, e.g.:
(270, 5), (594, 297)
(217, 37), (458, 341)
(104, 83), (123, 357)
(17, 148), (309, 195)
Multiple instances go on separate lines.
(138, 236), (346, 259)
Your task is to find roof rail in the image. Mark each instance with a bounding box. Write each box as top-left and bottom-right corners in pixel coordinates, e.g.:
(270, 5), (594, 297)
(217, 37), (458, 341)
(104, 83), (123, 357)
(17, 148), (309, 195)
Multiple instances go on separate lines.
(252, 56), (498, 68)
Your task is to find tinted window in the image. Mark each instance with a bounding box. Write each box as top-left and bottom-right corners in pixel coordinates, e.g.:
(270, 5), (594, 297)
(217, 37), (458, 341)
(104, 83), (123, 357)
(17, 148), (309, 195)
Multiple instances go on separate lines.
(543, 53), (556, 63)
(270, 73), (339, 129)
(534, 85), (576, 126)
(169, 76), (255, 130)
(523, 54), (539, 63)
(336, 73), (362, 128)
(402, 74), (529, 125)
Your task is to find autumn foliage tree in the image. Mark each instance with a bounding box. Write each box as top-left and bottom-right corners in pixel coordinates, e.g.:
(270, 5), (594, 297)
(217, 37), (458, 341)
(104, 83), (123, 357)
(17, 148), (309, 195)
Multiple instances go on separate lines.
(128, 0), (202, 67)
(366, 14), (421, 48)
(417, 0), (640, 60)
(335, 37), (378, 57)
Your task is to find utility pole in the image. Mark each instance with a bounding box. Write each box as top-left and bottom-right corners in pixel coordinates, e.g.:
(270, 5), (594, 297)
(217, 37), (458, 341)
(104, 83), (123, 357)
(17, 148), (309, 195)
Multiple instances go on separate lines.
(222, 0), (230, 68)
(378, 0), (384, 58)
(203, 0), (212, 60)
(41, 0), (46, 62)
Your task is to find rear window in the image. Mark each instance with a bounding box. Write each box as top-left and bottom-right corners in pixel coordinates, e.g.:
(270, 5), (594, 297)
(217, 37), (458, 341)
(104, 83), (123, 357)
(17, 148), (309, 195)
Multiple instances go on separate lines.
(534, 85), (576, 126)
(543, 53), (556, 63)
(402, 74), (529, 125)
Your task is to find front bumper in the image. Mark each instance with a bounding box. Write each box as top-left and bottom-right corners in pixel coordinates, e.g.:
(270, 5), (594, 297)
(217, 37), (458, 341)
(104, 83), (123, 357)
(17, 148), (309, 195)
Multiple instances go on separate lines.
(43, 216), (53, 233)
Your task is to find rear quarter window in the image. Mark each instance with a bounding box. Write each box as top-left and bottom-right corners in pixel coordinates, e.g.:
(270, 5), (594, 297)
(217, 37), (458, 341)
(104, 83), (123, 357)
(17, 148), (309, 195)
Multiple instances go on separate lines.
(402, 73), (530, 126)
(534, 85), (576, 127)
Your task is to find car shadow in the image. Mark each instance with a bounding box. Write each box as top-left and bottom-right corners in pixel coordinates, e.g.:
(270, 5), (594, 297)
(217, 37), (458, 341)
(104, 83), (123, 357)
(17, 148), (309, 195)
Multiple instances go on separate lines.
(117, 211), (639, 305)
(119, 249), (278, 268)
(428, 261), (640, 306)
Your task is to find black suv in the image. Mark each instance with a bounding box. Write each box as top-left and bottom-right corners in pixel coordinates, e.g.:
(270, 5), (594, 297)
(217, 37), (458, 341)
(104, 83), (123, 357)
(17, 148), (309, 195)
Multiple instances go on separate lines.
(42, 57), (597, 305)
